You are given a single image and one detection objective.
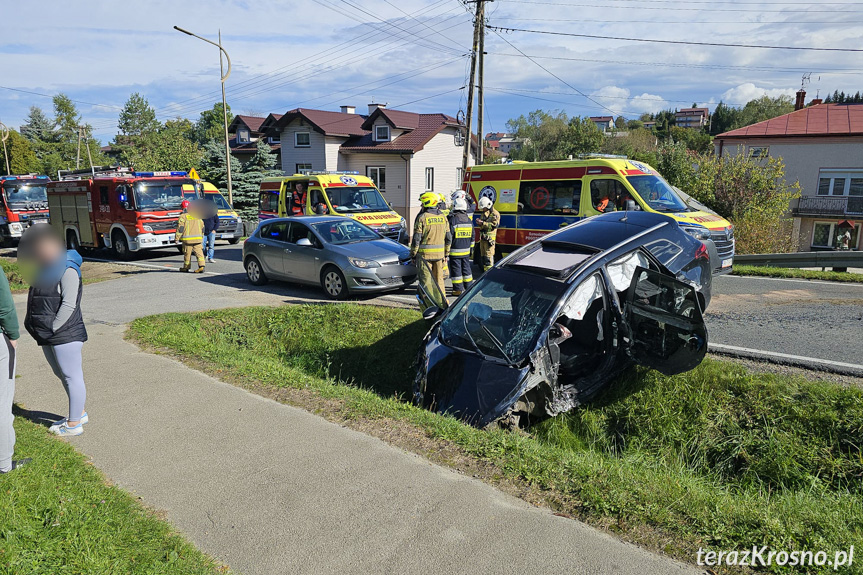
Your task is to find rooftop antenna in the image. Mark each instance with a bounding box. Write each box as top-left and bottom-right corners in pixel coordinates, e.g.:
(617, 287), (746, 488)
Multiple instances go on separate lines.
(801, 72), (812, 90)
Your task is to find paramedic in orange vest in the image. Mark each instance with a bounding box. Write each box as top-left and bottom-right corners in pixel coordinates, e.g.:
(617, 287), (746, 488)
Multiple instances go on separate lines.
(291, 183), (307, 216)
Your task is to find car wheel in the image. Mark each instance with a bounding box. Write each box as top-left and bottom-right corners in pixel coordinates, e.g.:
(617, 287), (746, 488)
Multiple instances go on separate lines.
(228, 238), (240, 245)
(66, 230), (80, 251)
(321, 266), (349, 300)
(112, 231), (130, 260)
(245, 256), (268, 286)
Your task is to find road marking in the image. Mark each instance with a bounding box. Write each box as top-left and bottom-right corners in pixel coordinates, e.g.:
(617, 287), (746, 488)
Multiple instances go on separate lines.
(723, 274), (863, 288)
(710, 342), (863, 374)
(83, 257), (228, 276)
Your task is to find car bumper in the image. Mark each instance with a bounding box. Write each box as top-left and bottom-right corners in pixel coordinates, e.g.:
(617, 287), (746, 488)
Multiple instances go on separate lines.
(345, 263), (417, 292)
(132, 233), (176, 250)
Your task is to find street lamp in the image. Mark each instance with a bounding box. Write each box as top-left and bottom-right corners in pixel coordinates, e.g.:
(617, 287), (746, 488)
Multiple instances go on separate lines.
(174, 25), (233, 205)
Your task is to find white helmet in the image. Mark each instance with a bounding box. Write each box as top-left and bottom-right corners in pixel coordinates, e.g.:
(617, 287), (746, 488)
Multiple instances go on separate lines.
(453, 197), (468, 211)
(478, 197), (493, 210)
(451, 189), (467, 203)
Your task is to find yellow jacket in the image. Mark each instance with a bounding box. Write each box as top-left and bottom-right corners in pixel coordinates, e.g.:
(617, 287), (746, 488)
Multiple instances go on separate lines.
(176, 213), (204, 243)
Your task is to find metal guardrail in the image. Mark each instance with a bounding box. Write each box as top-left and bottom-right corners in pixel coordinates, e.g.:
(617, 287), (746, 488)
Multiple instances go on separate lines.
(735, 251), (863, 268)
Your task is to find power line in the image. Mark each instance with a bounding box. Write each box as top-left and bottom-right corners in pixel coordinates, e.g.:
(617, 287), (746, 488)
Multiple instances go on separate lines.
(0, 85), (123, 111)
(489, 25), (863, 51)
(486, 86), (750, 106)
(493, 0), (863, 12)
(391, 87), (465, 108)
(494, 16), (863, 24)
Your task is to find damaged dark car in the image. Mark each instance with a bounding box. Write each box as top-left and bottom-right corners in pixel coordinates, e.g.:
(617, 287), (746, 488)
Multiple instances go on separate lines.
(414, 211), (711, 428)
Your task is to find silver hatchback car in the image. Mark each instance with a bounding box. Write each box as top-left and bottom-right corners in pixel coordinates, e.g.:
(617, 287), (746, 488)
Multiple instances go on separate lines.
(243, 216), (417, 299)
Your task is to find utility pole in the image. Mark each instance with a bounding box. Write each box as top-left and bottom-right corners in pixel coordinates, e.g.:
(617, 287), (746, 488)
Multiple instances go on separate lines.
(0, 123), (10, 175)
(462, 0), (483, 173)
(75, 126), (83, 169)
(476, 1), (486, 165)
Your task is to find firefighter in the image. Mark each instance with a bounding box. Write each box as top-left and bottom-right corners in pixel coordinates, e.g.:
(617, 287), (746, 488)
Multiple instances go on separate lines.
(476, 196), (500, 272)
(177, 202), (206, 273)
(448, 196), (475, 297)
(436, 192), (450, 217)
(451, 189), (476, 215)
(291, 183), (307, 216)
(411, 192), (451, 309)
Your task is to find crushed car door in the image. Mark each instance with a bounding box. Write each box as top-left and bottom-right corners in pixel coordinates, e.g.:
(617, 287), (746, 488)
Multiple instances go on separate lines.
(624, 266), (707, 375)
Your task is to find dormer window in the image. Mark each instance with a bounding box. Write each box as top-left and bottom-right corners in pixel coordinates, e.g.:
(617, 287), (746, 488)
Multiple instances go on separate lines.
(375, 125), (390, 142)
(237, 129), (250, 143)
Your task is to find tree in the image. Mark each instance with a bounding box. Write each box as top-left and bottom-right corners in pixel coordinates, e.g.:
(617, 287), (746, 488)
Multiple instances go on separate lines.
(709, 101), (740, 135)
(2, 129), (41, 175)
(614, 116), (626, 130)
(234, 140), (282, 217)
(562, 116), (603, 157)
(118, 93), (159, 137)
(194, 103), (233, 144)
(738, 95), (794, 128)
(20, 106), (55, 143)
(506, 110), (569, 161)
(198, 139), (242, 197)
(626, 119), (644, 131)
(120, 119), (203, 172)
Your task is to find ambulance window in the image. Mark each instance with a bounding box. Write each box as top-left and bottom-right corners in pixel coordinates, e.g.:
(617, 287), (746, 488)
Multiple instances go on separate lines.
(259, 190), (278, 212)
(99, 186), (109, 205)
(590, 179), (627, 212)
(519, 180), (581, 215)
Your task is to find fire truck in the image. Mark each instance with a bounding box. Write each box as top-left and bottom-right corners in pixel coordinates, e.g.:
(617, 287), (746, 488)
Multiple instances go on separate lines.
(48, 166), (193, 258)
(0, 174), (51, 245)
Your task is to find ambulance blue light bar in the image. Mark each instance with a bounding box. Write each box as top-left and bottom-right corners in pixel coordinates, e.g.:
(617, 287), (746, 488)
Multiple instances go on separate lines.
(133, 171), (188, 177)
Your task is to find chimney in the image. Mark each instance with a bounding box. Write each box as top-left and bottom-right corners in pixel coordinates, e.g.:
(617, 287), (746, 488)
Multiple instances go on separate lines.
(368, 102), (387, 115)
(795, 89), (806, 111)
(810, 98), (823, 106)
(340, 105), (356, 115)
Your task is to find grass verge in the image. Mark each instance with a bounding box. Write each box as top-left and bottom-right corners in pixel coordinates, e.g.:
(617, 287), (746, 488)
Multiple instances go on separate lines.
(130, 304), (863, 574)
(732, 264), (863, 283)
(0, 415), (227, 574)
(1, 257), (136, 293)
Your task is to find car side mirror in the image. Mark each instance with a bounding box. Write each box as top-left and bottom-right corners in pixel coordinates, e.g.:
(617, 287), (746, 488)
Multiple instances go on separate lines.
(625, 199), (639, 211)
(296, 238), (313, 247)
(122, 202), (131, 210)
(422, 306), (444, 321)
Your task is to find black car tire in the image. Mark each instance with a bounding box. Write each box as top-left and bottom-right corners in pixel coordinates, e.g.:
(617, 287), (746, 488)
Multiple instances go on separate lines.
(245, 256), (268, 286)
(228, 237), (241, 245)
(112, 231), (130, 260)
(66, 230), (80, 251)
(321, 266), (349, 300)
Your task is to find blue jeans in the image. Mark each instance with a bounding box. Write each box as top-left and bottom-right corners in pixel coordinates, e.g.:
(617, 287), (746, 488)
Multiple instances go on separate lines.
(202, 231), (216, 259)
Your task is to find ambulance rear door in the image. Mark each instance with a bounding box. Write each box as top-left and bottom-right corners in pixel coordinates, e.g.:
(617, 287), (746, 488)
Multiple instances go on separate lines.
(466, 167), (521, 253)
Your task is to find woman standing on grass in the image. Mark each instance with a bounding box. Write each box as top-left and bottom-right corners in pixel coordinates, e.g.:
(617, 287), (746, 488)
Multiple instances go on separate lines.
(20, 225), (88, 437)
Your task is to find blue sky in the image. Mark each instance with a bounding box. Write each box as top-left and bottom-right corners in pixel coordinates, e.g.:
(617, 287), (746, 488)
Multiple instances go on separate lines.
(1, 0), (861, 144)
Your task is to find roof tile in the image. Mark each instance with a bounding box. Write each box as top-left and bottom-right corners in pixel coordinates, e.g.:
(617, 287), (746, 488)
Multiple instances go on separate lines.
(717, 103), (863, 139)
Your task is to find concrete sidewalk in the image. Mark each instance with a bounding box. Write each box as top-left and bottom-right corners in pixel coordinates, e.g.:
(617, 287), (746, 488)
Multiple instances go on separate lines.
(12, 274), (701, 575)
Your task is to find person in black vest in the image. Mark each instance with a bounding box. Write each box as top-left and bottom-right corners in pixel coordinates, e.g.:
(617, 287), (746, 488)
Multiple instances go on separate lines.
(20, 225), (88, 437)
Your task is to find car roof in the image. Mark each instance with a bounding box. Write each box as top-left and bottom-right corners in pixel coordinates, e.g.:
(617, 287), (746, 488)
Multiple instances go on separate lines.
(261, 216), (355, 225)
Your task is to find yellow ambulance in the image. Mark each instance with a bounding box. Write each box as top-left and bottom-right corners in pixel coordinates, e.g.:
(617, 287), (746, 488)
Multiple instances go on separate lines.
(200, 181), (244, 244)
(258, 171), (406, 243)
(464, 157), (735, 274)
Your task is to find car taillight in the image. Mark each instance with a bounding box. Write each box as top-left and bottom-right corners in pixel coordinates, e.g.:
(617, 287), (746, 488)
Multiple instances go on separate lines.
(695, 242), (709, 261)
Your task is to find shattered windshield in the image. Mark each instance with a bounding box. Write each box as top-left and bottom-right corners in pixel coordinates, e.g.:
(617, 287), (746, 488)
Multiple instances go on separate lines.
(326, 187), (389, 214)
(439, 268), (565, 364)
(627, 175), (691, 213)
(133, 180), (189, 211)
(3, 183), (48, 209)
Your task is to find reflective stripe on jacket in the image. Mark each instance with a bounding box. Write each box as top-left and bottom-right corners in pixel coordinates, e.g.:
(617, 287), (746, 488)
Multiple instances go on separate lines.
(411, 209), (451, 261)
(177, 213), (204, 243)
(449, 211), (475, 258)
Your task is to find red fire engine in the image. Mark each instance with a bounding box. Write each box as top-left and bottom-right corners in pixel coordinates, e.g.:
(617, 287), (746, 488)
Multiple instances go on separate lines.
(48, 166), (194, 258)
(0, 174), (51, 245)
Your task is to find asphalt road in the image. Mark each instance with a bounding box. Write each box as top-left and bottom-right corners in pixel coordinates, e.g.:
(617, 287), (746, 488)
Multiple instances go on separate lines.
(88, 241), (863, 370)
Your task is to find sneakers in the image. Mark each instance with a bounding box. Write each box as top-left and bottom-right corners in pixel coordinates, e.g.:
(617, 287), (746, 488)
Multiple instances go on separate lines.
(207, 257), (216, 263)
(49, 412), (88, 433)
(51, 422), (83, 436)
(194, 266), (206, 274)
(0, 458), (32, 473)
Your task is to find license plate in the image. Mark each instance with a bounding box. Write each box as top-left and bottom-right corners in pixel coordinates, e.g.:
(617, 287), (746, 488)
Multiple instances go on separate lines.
(31, 220), (48, 225)
(721, 258), (733, 268)
(220, 233), (235, 239)
(167, 234), (175, 242)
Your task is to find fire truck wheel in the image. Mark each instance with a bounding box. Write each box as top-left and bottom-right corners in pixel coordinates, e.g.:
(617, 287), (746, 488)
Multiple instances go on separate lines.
(111, 231), (130, 260)
(244, 256), (268, 286)
(66, 230), (80, 252)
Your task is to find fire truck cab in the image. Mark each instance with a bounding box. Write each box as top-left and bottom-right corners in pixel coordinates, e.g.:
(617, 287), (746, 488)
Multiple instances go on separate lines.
(0, 174), (51, 245)
(48, 166), (192, 258)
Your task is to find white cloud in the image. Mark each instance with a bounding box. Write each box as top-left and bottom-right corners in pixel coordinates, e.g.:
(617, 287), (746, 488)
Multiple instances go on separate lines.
(592, 85), (630, 114)
(721, 83), (796, 105)
(628, 93), (668, 115)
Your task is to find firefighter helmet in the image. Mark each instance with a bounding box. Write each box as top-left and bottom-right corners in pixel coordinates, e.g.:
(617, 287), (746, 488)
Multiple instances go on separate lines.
(420, 192), (439, 209)
(181, 200), (191, 210)
(478, 197), (493, 210)
(453, 197), (468, 212)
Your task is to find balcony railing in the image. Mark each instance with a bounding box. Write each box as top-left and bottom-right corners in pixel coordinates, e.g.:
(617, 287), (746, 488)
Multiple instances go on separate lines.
(792, 196), (863, 217)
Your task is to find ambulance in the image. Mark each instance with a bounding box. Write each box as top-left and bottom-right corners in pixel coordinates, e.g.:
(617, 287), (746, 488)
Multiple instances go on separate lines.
(182, 171), (245, 245)
(258, 171), (406, 243)
(0, 174), (50, 245)
(463, 157), (735, 275)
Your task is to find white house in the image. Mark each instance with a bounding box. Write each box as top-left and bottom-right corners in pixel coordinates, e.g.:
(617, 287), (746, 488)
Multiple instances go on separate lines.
(268, 104), (476, 230)
(715, 97), (863, 252)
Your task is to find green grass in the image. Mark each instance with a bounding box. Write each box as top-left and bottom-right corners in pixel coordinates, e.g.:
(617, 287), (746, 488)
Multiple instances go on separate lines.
(130, 305), (863, 573)
(733, 264), (863, 283)
(0, 259), (28, 292)
(0, 417), (226, 575)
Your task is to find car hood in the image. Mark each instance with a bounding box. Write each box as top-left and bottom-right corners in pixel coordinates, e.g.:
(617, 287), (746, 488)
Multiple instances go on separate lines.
(416, 328), (531, 427)
(330, 239), (410, 261)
